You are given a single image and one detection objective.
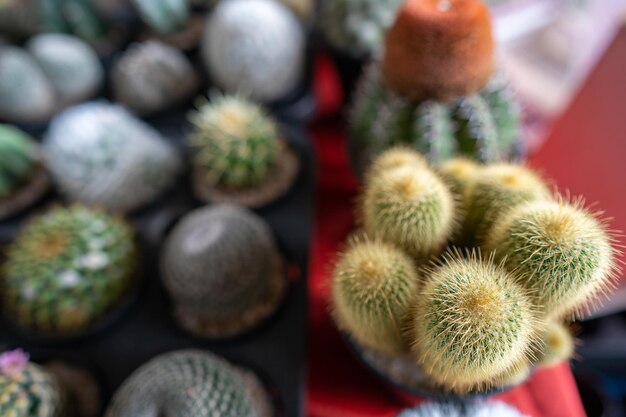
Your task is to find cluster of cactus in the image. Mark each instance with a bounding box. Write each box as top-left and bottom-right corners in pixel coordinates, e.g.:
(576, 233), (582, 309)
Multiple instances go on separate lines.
(131, 0), (189, 35)
(318, 0), (404, 57)
(160, 205), (287, 339)
(0, 349), (66, 417)
(330, 147), (618, 394)
(105, 350), (272, 417)
(0, 125), (39, 201)
(1, 205), (137, 334)
(349, 0), (521, 177)
(397, 401), (528, 417)
(43, 101), (182, 213)
(201, 0), (305, 103)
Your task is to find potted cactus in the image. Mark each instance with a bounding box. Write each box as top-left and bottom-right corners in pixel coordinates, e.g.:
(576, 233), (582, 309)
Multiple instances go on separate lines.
(349, 0), (522, 178)
(329, 147), (619, 399)
(188, 94), (299, 208)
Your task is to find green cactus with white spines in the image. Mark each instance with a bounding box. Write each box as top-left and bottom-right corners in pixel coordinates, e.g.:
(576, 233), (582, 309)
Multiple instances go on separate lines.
(534, 321), (575, 368)
(349, 67), (521, 177)
(189, 95), (282, 190)
(0, 125), (39, 201)
(463, 162), (550, 245)
(410, 252), (538, 393)
(0, 350), (65, 417)
(331, 236), (420, 354)
(362, 161), (455, 260)
(1, 205), (137, 334)
(483, 199), (617, 318)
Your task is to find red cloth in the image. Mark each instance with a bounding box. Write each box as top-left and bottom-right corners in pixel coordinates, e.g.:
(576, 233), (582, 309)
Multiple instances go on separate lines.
(305, 52), (588, 417)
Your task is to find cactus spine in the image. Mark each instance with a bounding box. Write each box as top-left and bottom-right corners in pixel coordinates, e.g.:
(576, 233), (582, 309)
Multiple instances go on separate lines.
(484, 199), (617, 318)
(0, 125), (38, 200)
(364, 147), (428, 183)
(535, 321), (575, 368)
(331, 236), (420, 354)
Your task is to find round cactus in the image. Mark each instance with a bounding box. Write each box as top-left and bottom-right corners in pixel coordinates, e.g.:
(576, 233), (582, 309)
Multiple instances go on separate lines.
(535, 321), (575, 368)
(349, 66), (521, 177)
(0, 350), (66, 417)
(331, 236), (420, 354)
(1, 205), (137, 334)
(463, 163), (550, 244)
(131, 0), (189, 35)
(105, 350), (272, 417)
(491, 359), (532, 388)
(363, 146), (428, 183)
(410, 252), (538, 393)
(160, 205), (287, 339)
(201, 0), (306, 103)
(397, 401), (528, 417)
(318, 0), (404, 57)
(27, 33), (103, 104)
(0, 46), (55, 124)
(43, 101), (182, 213)
(112, 41), (198, 115)
(0, 125), (39, 201)
(362, 162), (455, 260)
(438, 157), (480, 237)
(484, 199), (617, 318)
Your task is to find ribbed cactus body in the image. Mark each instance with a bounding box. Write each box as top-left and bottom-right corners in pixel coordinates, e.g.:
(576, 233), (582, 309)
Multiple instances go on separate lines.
(1, 205), (137, 334)
(0, 125), (38, 200)
(332, 237), (419, 354)
(349, 66), (521, 177)
(362, 162), (454, 260)
(201, 0), (305, 103)
(105, 350), (272, 417)
(189, 96), (280, 190)
(411, 254), (537, 393)
(132, 0), (189, 35)
(112, 41), (198, 115)
(535, 321), (574, 368)
(44, 101), (182, 213)
(397, 401), (528, 417)
(484, 200), (616, 318)
(319, 0), (403, 56)
(161, 205), (286, 338)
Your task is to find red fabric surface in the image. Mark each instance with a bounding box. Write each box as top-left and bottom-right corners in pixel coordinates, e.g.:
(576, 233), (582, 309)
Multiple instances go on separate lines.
(305, 50), (591, 417)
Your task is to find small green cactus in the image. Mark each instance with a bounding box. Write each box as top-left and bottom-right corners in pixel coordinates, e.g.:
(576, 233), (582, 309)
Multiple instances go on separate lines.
(0, 125), (38, 201)
(0, 349), (65, 417)
(131, 0), (190, 35)
(1, 205), (137, 334)
(484, 199), (617, 318)
(349, 67), (521, 177)
(189, 95), (282, 190)
(463, 162), (550, 244)
(362, 162), (455, 260)
(534, 321), (575, 368)
(438, 157), (481, 238)
(105, 350), (272, 417)
(410, 252), (538, 393)
(331, 236), (420, 354)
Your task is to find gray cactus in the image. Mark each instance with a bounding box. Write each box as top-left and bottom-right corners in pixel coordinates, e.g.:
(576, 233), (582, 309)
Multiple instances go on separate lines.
(43, 101), (182, 213)
(160, 205), (286, 338)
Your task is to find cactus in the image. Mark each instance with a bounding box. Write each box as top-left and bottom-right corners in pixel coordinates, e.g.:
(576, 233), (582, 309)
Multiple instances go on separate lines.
(410, 252), (538, 393)
(105, 350), (272, 417)
(160, 205), (287, 339)
(27, 33), (103, 104)
(0, 125), (39, 201)
(0, 350), (66, 417)
(1, 205), (137, 334)
(438, 157), (481, 238)
(350, 67), (521, 177)
(43, 101), (182, 213)
(534, 321), (575, 368)
(201, 0), (306, 103)
(362, 162), (455, 260)
(363, 146), (427, 183)
(397, 401), (528, 417)
(112, 41), (198, 115)
(318, 0), (404, 57)
(331, 236), (420, 354)
(463, 163), (550, 244)
(491, 359), (532, 388)
(0, 46), (55, 124)
(39, 0), (106, 44)
(131, 0), (189, 35)
(483, 199), (617, 318)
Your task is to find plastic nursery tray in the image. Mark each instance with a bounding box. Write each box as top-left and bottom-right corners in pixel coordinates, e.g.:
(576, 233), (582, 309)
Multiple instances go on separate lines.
(0, 116), (313, 417)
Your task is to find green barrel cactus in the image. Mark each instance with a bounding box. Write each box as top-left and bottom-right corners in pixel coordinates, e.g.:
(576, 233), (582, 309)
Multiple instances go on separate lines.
(0, 125), (39, 201)
(318, 0), (404, 57)
(397, 401), (528, 417)
(105, 350), (272, 417)
(534, 321), (575, 368)
(160, 205), (287, 339)
(349, 67), (522, 177)
(0, 349), (65, 417)
(410, 252), (537, 393)
(1, 205), (137, 334)
(484, 199), (617, 318)
(331, 235), (420, 354)
(131, 0), (190, 35)
(362, 161), (455, 260)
